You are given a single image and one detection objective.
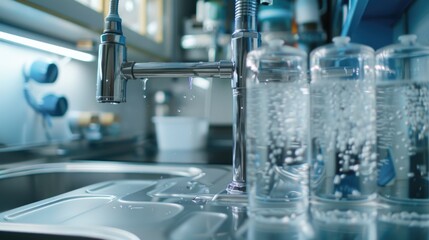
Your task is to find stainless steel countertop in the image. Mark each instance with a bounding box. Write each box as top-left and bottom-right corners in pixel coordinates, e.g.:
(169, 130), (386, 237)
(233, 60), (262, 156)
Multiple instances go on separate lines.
(0, 138), (428, 239)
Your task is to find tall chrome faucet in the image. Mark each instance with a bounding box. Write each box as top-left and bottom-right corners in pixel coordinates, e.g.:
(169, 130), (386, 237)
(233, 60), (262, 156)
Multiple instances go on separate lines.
(97, 0), (266, 193)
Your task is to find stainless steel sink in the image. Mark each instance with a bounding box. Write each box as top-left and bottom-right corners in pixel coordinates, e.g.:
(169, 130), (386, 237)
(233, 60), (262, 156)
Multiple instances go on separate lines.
(1, 161), (425, 239)
(0, 222), (140, 240)
(0, 161), (203, 212)
(0, 161), (239, 240)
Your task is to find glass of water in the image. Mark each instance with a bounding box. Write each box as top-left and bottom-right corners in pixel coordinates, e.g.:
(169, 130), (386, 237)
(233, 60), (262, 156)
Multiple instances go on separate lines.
(246, 40), (309, 220)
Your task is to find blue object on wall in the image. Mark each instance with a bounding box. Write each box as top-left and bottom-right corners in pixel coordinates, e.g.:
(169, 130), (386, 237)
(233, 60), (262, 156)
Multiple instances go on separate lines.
(341, 0), (413, 49)
(23, 59), (68, 117)
(28, 60), (59, 83)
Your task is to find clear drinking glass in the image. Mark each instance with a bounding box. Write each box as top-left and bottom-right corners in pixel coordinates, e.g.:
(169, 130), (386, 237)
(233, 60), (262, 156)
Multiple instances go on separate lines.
(376, 35), (429, 202)
(246, 40), (309, 220)
(309, 36), (377, 201)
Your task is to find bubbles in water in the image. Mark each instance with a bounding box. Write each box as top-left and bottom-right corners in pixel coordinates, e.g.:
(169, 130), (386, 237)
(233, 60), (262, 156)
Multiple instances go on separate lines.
(286, 191), (302, 199)
(379, 211), (429, 227)
(312, 208), (377, 224)
(311, 80), (377, 200)
(334, 191), (343, 199)
(247, 79), (309, 209)
(333, 175), (341, 184)
(351, 190), (361, 196)
(186, 181), (197, 190)
(295, 147), (305, 156)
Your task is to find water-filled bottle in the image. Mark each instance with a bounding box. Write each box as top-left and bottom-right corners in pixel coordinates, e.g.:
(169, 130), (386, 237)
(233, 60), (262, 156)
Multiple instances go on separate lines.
(246, 40), (309, 220)
(376, 35), (429, 201)
(310, 36), (377, 201)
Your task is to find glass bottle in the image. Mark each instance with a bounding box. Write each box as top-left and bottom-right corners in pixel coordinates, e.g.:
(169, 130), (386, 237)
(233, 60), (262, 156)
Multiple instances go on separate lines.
(246, 40), (309, 219)
(310, 36), (377, 201)
(376, 34), (429, 201)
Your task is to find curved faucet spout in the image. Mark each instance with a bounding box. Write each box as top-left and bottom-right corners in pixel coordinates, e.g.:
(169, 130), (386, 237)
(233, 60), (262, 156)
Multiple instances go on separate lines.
(97, 0), (261, 194)
(122, 61), (234, 79)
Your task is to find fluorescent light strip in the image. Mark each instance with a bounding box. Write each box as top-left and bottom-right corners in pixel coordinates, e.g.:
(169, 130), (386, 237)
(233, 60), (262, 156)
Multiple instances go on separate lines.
(0, 31), (96, 62)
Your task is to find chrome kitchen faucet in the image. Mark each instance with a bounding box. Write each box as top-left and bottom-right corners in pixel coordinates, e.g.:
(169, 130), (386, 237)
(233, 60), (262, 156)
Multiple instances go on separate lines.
(97, 0), (268, 193)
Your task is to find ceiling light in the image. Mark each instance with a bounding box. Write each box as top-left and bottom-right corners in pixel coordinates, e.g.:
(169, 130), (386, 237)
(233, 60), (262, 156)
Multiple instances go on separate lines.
(0, 31), (96, 62)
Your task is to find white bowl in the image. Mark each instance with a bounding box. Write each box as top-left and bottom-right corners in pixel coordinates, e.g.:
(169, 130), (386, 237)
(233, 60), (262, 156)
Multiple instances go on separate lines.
(152, 116), (209, 151)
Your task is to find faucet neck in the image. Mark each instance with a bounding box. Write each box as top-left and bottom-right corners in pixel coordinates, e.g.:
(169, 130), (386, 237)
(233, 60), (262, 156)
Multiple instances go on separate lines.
(227, 0), (261, 193)
(234, 0), (258, 33)
(104, 0), (123, 35)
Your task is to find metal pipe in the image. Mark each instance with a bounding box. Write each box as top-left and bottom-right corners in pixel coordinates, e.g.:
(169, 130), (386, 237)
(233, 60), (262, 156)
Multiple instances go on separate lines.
(122, 61), (234, 79)
(96, 0), (127, 103)
(96, 37), (127, 103)
(227, 0), (260, 193)
(234, 0), (258, 34)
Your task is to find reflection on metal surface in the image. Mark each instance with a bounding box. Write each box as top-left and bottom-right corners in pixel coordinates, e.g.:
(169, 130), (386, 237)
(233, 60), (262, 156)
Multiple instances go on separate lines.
(0, 166), (238, 240)
(0, 161), (201, 178)
(0, 222), (139, 240)
(0, 161), (206, 212)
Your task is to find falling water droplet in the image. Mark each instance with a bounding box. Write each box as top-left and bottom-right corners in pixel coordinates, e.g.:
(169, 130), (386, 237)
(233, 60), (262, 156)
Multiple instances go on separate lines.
(141, 78), (149, 99)
(192, 196), (207, 205)
(189, 77), (193, 90)
(142, 78), (149, 90)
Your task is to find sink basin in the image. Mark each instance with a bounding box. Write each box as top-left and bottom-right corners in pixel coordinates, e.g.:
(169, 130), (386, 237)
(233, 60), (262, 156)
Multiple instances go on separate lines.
(0, 179), (239, 240)
(0, 161), (202, 212)
(0, 161), (239, 240)
(0, 223), (139, 240)
(0, 160), (425, 239)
